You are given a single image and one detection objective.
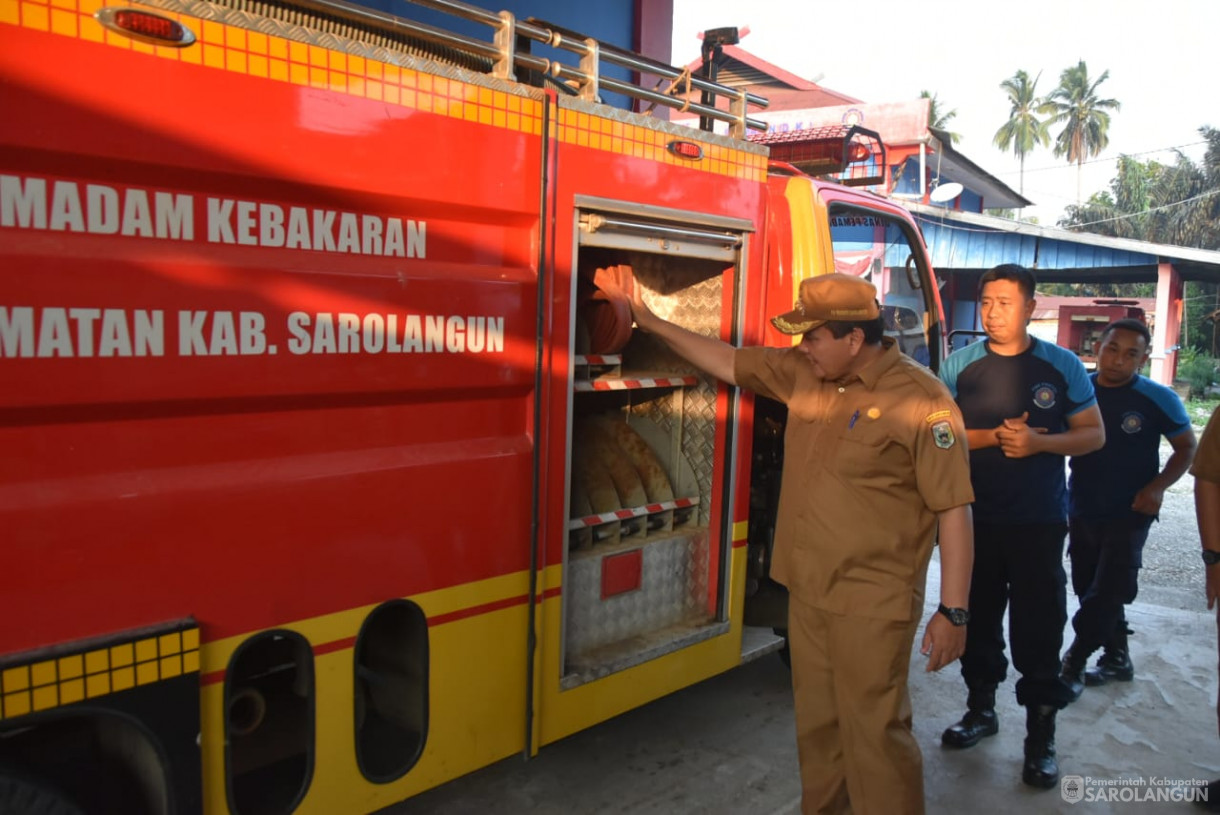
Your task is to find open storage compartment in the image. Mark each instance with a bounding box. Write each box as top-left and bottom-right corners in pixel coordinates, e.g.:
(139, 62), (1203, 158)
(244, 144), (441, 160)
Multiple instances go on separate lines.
(560, 200), (751, 688)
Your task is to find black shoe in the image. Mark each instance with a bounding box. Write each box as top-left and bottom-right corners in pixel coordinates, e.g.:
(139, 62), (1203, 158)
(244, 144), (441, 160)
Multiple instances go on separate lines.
(1059, 642), (1090, 702)
(1022, 704), (1059, 788)
(1084, 649), (1134, 686)
(942, 709), (999, 748)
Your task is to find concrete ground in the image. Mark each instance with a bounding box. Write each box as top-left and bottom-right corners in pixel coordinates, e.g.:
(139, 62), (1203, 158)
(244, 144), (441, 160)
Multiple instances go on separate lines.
(385, 553), (1220, 814)
(390, 438), (1220, 814)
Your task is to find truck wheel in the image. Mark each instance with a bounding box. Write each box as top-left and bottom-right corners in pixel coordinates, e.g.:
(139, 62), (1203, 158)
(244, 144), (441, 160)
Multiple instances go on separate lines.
(0, 774), (85, 815)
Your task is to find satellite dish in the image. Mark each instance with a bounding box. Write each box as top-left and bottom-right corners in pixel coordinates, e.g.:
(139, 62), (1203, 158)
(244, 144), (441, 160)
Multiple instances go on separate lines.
(929, 181), (964, 204)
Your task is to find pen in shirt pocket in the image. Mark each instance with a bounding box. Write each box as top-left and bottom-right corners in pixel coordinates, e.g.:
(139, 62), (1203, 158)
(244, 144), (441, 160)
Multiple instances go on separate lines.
(848, 409), (860, 430)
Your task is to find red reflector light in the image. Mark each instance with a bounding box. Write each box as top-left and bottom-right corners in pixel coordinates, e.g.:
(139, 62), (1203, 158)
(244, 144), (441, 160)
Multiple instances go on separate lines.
(667, 141), (704, 160)
(96, 7), (195, 46)
(115, 10), (184, 41)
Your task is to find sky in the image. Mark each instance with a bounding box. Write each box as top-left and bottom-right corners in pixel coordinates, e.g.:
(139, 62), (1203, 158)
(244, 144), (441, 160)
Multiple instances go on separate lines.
(671, 0), (1220, 225)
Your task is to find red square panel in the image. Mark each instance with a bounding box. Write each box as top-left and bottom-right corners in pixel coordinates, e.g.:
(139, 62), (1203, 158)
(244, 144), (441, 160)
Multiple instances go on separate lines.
(601, 549), (642, 599)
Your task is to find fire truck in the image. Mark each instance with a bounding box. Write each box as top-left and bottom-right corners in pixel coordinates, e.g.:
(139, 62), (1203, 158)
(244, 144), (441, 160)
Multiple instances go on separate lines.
(1056, 299), (1148, 369)
(0, 0), (947, 811)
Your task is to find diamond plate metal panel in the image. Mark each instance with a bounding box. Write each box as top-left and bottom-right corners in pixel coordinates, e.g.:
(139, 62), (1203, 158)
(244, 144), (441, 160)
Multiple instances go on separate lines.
(564, 531), (710, 657)
(622, 254), (724, 527)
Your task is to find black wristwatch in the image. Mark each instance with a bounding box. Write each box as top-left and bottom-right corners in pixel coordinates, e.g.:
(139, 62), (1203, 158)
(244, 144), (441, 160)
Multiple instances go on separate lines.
(1203, 550), (1220, 566)
(938, 603), (970, 626)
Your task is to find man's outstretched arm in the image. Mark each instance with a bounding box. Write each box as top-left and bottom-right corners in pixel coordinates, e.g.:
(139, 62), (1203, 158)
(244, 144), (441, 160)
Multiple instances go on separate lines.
(627, 279), (737, 385)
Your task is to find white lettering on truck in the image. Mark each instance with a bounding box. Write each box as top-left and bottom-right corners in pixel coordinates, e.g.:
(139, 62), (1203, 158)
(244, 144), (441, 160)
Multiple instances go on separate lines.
(206, 198), (425, 258)
(178, 311), (269, 356)
(2, 175), (427, 258)
(1, 307), (505, 358)
(1, 176), (194, 239)
(286, 312), (503, 354)
(0, 307), (165, 358)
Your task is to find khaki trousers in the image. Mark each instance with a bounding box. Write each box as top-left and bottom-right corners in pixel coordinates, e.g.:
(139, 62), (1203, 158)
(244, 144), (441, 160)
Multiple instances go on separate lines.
(789, 593), (924, 815)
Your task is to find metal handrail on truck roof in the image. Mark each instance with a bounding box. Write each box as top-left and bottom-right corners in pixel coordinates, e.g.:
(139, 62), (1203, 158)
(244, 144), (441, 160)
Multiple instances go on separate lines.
(238, 0), (769, 137)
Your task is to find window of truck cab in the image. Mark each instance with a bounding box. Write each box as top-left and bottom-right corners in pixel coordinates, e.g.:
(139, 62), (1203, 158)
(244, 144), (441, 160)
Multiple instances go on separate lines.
(827, 206), (936, 369)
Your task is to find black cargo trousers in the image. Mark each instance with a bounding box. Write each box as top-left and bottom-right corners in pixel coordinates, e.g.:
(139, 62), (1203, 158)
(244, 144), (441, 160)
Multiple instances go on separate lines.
(959, 520), (1077, 709)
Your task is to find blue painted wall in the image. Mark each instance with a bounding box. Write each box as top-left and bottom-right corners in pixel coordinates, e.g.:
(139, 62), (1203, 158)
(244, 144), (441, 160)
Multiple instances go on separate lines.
(892, 158), (985, 213)
(349, 0), (638, 107)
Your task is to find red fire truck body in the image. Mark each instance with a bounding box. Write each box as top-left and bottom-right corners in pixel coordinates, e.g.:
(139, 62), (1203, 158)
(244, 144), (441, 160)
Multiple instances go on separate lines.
(0, 1), (947, 812)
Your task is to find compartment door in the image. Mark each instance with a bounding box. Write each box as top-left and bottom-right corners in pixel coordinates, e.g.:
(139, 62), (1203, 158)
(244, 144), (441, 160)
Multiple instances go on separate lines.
(558, 200), (751, 691)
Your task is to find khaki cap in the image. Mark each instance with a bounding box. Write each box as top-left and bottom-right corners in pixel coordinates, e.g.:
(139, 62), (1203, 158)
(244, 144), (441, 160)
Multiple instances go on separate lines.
(771, 273), (880, 335)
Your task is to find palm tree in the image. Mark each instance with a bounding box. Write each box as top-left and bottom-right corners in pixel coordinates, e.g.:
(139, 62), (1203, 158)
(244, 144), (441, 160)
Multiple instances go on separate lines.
(1043, 60), (1121, 204)
(992, 70), (1050, 200)
(920, 90), (960, 144)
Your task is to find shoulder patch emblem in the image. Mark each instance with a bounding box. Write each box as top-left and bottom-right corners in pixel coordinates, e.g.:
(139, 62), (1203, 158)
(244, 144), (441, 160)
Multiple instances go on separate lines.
(925, 409), (952, 423)
(931, 420), (956, 449)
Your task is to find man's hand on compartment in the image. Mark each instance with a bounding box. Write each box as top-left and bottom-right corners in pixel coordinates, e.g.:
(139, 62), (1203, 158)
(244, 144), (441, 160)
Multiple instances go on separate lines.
(622, 270), (657, 330)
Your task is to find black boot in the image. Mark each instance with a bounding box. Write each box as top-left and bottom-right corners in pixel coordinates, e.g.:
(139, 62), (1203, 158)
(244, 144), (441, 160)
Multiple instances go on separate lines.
(1059, 641), (1091, 702)
(1084, 623), (1134, 686)
(942, 686), (999, 748)
(1022, 704), (1059, 788)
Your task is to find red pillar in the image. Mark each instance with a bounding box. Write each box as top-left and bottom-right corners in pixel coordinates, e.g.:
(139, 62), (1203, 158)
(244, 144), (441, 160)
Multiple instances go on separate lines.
(1150, 261), (1183, 385)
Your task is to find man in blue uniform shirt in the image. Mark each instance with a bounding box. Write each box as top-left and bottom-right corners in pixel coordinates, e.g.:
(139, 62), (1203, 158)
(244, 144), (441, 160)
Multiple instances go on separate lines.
(1060, 318), (1196, 694)
(939, 264), (1104, 789)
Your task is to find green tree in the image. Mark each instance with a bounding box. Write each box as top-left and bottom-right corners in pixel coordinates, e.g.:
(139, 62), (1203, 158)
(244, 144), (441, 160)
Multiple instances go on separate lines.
(1147, 127), (1220, 250)
(1059, 156), (1162, 240)
(1060, 127), (1220, 250)
(1058, 126), (1220, 354)
(920, 90), (960, 144)
(1044, 60), (1121, 204)
(993, 70), (1050, 199)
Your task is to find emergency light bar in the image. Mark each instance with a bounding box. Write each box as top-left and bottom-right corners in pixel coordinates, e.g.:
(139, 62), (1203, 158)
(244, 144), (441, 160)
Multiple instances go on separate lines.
(751, 125), (885, 187)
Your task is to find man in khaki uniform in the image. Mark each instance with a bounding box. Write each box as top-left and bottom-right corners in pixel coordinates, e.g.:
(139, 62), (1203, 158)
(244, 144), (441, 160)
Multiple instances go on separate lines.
(1192, 407), (1220, 808)
(627, 272), (974, 814)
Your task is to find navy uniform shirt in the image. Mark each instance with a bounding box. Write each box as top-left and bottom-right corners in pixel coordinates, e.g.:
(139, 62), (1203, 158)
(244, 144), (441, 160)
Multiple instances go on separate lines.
(1068, 373), (1191, 524)
(940, 336), (1095, 524)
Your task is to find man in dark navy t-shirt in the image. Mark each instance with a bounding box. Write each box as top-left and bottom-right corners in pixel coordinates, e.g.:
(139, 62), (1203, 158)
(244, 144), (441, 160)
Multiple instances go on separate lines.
(1060, 319), (1195, 694)
(939, 265), (1104, 790)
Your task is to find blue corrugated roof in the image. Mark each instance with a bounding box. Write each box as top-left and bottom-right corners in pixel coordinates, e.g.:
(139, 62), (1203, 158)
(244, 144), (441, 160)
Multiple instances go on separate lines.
(908, 204), (1220, 280)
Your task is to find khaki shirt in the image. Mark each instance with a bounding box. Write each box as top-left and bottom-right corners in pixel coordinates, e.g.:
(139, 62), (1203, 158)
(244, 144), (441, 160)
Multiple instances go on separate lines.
(1191, 409), (1220, 483)
(735, 338), (974, 621)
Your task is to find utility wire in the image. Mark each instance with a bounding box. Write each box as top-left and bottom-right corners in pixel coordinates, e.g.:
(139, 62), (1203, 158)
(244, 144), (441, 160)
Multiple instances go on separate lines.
(913, 190), (1219, 236)
(1065, 189), (1220, 229)
(995, 141), (1209, 176)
